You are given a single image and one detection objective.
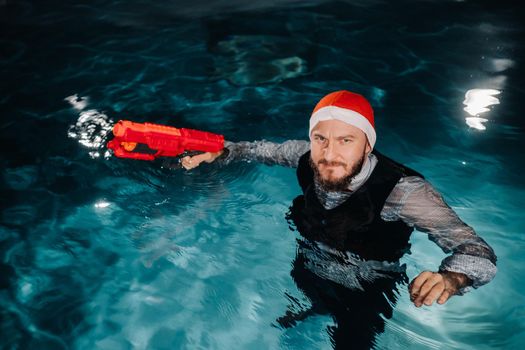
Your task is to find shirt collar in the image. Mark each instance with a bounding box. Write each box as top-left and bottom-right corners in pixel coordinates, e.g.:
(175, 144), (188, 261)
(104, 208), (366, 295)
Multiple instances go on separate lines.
(347, 152), (378, 191)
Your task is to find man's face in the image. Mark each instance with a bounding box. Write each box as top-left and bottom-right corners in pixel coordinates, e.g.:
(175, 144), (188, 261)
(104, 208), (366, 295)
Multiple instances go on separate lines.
(309, 119), (371, 191)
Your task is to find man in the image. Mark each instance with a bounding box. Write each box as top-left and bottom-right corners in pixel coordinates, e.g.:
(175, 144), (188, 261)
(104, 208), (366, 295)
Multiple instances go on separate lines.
(180, 90), (497, 348)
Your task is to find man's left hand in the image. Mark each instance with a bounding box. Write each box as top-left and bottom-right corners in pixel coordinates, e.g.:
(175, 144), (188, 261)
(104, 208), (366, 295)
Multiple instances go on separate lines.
(409, 271), (471, 307)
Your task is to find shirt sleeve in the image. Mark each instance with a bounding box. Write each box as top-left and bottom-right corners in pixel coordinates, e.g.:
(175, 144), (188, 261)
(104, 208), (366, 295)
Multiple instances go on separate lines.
(220, 140), (310, 168)
(381, 176), (497, 293)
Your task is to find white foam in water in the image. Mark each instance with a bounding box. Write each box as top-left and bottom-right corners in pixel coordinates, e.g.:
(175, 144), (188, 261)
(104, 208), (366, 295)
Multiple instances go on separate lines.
(65, 94), (114, 159)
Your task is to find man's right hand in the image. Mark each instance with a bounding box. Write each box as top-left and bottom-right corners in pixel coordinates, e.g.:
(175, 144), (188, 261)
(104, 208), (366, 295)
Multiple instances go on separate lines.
(181, 150), (224, 170)
(409, 270), (470, 307)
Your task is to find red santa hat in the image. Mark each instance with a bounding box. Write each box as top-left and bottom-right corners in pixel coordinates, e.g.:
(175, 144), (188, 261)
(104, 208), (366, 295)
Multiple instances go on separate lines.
(310, 90), (376, 149)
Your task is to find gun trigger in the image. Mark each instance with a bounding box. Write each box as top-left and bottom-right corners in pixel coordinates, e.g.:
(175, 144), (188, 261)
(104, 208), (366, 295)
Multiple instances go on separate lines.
(180, 150), (204, 158)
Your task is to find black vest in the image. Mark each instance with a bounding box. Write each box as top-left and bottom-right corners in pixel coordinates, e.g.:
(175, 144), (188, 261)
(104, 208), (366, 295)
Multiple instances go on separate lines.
(288, 150), (423, 262)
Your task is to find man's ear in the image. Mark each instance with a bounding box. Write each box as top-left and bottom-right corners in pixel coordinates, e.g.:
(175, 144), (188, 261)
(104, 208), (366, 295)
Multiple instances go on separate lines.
(365, 141), (372, 154)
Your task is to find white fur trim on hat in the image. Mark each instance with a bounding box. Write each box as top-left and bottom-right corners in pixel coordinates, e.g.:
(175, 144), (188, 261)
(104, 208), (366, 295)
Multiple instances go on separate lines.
(309, 106), (376, 149)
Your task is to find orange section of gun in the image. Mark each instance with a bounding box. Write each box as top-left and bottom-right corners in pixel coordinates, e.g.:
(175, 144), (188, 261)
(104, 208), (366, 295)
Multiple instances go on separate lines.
(107, 120), (224, 161)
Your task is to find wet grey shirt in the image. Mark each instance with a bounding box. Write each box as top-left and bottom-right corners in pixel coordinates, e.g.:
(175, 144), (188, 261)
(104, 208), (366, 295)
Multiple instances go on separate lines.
(221, 140), (497, 292)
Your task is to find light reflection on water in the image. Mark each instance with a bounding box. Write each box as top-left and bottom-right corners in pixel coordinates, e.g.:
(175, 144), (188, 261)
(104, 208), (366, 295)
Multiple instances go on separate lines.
(463, 89), (500, 131)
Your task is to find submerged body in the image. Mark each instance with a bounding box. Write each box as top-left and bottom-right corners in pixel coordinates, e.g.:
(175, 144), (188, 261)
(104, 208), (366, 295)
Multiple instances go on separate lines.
(180, 91), (497, 348)
(218, 139), (497, 348)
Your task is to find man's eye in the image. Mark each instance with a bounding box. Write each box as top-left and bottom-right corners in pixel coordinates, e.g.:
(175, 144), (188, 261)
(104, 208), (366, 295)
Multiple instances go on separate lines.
(315, 136), (326, 142)
(342, 139), (352, 144)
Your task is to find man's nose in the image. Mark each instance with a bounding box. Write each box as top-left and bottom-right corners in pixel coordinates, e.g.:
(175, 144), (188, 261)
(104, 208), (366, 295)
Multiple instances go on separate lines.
(323, 141), (337, 161)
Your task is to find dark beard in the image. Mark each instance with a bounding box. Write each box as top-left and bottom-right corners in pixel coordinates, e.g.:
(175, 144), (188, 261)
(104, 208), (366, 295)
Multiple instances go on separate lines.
(310, 153), (366, 192)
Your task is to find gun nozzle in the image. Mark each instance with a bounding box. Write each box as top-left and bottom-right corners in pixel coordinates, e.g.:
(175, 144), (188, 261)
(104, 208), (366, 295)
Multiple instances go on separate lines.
(113, 121), (126, 137)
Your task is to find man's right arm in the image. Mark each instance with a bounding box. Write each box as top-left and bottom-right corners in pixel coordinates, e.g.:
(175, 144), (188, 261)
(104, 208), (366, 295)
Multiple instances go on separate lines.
(181, 140), (310, 170)
(221, 140), (310, 167)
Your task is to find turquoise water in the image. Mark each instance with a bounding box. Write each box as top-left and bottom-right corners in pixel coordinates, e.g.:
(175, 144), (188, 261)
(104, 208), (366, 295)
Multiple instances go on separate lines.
(1, 1), (524, 349)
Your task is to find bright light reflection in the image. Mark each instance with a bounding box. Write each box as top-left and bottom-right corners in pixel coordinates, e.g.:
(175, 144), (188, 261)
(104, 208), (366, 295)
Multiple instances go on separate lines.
(463, 89), (500, 130)
(95, 201), (111, 208)
(491, 58), (514, 72)
(465, 117), (489, 130)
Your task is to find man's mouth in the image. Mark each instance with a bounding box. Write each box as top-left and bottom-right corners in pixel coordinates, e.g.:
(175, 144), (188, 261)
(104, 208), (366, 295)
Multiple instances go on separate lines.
(318, 161), (346, 169)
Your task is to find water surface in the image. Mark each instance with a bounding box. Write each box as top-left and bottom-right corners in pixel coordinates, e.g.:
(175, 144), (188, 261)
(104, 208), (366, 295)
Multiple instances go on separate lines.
(1, 1), (524, 349)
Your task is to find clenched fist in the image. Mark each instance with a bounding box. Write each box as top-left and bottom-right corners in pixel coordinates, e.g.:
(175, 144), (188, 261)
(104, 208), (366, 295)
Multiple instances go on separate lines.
(181, 150), (224, 170)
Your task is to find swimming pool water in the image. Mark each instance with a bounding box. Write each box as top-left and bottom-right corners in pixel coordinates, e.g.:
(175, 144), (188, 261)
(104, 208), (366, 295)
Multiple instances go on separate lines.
(1, 1), (524, 349)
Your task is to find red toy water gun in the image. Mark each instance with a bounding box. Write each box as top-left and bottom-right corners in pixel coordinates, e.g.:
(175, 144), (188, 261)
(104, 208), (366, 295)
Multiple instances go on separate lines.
(107, 120), (224, 161)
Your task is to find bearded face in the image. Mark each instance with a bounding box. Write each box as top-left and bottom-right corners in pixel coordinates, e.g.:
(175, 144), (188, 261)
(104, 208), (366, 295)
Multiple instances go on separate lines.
(309, 120), (371, 192)
(310, 149), (366, 191)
